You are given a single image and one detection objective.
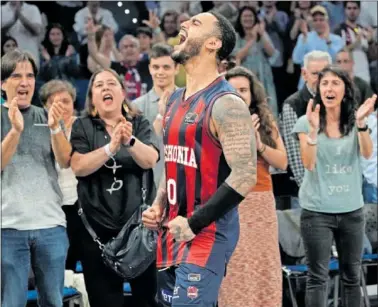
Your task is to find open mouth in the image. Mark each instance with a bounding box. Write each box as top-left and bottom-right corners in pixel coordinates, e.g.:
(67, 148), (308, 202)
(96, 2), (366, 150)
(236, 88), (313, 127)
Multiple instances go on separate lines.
(17, 90), (29, 98)
(326, 95), (336, 101)
(103, 93), (113, 104)
(179, 33), (187, 45)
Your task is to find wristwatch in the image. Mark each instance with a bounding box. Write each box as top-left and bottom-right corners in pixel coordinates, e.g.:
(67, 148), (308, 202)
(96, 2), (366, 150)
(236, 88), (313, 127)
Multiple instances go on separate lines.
(124, 135), (136, 148)
(357, 125), (369, 132)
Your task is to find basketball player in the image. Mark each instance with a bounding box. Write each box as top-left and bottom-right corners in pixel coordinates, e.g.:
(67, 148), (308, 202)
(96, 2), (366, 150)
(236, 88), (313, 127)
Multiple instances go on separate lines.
(142, 12), (257, 306)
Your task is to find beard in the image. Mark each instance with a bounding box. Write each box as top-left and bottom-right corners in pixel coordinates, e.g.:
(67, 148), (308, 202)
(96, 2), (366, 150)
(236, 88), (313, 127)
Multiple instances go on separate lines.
(171, 38), (203, 65)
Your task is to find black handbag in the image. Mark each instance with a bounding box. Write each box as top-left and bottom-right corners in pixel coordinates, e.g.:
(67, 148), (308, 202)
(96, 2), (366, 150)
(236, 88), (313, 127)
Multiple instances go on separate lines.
(78, 172), (157, 280)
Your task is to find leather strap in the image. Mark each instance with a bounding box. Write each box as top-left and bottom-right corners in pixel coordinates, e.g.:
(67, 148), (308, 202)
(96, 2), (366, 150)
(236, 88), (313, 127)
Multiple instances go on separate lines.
(78, 171), (148, 249)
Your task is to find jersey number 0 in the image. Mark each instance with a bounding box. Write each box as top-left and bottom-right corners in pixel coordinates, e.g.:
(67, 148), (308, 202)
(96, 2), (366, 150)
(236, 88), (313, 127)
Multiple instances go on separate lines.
(167, 178), (177, 205)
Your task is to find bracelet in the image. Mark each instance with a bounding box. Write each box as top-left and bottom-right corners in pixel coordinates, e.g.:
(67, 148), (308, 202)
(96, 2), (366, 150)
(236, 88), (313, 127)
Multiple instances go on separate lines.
(307, 135), (317, 145)
(357, 125), (369, 132)
(258, 144), (266, 154)
(156, 114), (163, 121)
(104, 143), (115, 158)
(50, 126), (62, 135)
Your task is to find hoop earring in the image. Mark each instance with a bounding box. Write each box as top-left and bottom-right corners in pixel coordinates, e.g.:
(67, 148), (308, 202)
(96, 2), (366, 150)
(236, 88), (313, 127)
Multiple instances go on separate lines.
(91, 106), (97, 117)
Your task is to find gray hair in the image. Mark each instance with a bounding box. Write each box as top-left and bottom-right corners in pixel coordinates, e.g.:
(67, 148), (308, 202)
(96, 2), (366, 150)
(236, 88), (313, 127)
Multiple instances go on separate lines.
(303, 51), (332, 69)
(119, 34), (140, 50)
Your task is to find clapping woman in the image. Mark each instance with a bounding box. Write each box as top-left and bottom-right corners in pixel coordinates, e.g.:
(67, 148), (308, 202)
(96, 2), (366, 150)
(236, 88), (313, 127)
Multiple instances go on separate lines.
(70, 68), (159, 307)
(292, 65), (376, 307)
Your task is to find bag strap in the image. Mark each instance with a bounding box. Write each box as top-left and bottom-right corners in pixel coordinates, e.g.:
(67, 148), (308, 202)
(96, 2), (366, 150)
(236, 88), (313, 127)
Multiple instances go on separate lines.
(78, 171), (148, 250)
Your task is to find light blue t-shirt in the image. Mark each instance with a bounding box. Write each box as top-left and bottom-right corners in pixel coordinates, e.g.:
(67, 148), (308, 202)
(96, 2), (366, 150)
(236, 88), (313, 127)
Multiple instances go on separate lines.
(292, 115), (364, 213)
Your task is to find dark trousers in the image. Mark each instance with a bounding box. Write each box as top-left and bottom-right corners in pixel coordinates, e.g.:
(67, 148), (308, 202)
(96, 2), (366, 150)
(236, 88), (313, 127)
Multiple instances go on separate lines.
(76, 216), (158, 307)
(62, 203), (81, 271)
(300, 208), (365, 307)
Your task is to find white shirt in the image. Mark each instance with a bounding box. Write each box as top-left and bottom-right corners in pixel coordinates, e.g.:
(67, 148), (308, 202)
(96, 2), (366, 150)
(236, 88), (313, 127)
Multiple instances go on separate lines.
(358, 1), (378, 28)
(361, 112), (377, 188)
(1, 2), (42, 67)
(73, 6), (118, 45)
(56, 128), (78, 206)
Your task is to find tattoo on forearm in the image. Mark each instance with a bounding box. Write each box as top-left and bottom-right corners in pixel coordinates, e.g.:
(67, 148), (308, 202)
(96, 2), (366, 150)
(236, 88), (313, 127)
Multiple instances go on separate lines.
(212, 94), (257, 195)
(155, 172), (167, 204)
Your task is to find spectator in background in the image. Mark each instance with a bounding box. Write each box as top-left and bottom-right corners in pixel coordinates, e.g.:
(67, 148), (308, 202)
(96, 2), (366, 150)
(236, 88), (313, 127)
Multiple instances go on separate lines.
(281, 51), (331, 206)
(1, 1), (42, 67)
(293, 5), (344, 89)
(361, 109), (377, 204)
(73, 1), (118, 78)
(86, 20), (152, 100)
(158, 1), (190, 18)
(287, 1), (314, 94)
(39, 80), (81, 270)
(260, 1), (289, 109)
(136, 27), (153, 62)
(334, 1), (373, 84)
(320, 1), (345, 31)
(87, 25), (122, 74)
(210, 2), (239, 25)
(1, 36), (18, 56)
(39, 23), (79, 84)
(70, 68), (159, 307)
(1, 49), (70, 307)
(218, 55), (237, 74)
(160, 10), (179, 40)
(233, 6), (279, 118)
(336, 49), (374, 105)
(293, 66), (375, 307)
(358, 0), (378, 28)
(73, 1), (118, 45)
(133, 43), (178, 188)
(219, 66), (287, 307)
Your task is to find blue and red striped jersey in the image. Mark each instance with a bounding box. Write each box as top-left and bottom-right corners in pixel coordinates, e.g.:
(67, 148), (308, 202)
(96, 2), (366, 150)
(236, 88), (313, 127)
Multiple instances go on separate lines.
(157, 76), (240, 273)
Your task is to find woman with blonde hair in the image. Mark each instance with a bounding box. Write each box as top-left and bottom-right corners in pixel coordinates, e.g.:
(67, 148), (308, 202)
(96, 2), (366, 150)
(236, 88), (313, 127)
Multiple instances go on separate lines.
(219, 66), (287, 307)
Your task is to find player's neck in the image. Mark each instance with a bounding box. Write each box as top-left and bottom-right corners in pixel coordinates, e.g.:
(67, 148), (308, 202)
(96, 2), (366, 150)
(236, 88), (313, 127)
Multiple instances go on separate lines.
(184, 58), (219, 99)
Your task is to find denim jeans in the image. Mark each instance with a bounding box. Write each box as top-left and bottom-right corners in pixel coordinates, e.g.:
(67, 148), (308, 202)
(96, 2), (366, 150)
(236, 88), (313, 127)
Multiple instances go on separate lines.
(300, 208), (364, 307)
(1, 226), (69, 307)
(362, 179), (377, 204)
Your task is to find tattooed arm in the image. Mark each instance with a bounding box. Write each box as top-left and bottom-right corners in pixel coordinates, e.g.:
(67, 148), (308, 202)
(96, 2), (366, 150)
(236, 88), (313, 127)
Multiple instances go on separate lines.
(142, 170), (167, 230)
(211, 94), (257, 195)
(153, 171), (167, 209)
(167, 94), (257, 241)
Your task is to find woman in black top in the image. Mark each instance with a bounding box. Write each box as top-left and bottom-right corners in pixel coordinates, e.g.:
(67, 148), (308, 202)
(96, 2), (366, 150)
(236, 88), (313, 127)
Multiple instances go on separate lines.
(70, 68), (159, 307)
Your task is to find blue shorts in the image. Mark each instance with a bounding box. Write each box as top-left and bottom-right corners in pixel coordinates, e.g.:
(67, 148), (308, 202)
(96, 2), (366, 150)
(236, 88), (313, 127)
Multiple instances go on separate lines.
(157, 263), (224, 307)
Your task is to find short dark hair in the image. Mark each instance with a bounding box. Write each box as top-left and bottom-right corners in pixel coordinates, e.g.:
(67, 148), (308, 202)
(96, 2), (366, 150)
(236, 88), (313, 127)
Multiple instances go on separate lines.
(136, 26), (153, 39)
(209, 11), (237, 61)
(150, 43), (173, 59)
(1, 49), (38, 81)
(1, 35), (18, 55)
(39, 80), (77, 106)
(344, 1), (360, 8)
